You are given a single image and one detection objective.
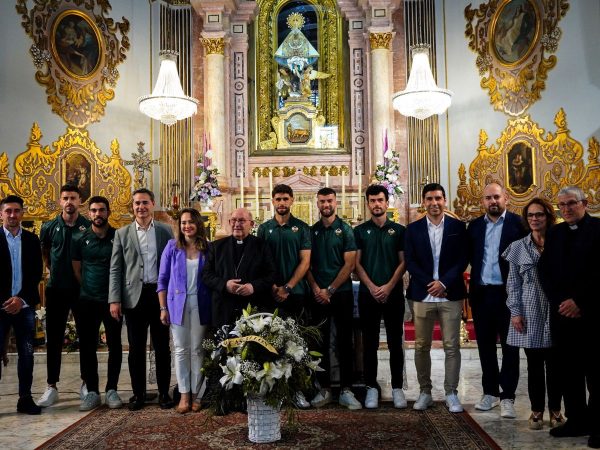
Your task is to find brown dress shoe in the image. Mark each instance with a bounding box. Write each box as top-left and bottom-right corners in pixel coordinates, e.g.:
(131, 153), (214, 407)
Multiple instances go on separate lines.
(175, 404), (191, 414)
(191, 401), (202, 412)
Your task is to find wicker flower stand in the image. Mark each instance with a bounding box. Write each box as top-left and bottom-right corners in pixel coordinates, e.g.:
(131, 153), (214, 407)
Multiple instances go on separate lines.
(246, 394), (281, 443)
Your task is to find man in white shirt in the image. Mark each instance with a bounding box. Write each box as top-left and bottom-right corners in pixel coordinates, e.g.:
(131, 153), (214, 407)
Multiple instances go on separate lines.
(108, 188), (174, 410)
(405, 183), (468, 413)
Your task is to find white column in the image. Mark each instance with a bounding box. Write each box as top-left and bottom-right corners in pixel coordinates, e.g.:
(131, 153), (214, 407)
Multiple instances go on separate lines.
(201, 35), (226, 177)
(369, 31), (393, 171)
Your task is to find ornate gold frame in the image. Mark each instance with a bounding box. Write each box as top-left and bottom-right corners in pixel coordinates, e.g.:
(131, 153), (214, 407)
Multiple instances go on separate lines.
(465, 0), (569, 116)
(0, 123), (133, 226)
(453, 109), (600, 220)
(255, 0), (345, 153)
(17, 0), (130, 128)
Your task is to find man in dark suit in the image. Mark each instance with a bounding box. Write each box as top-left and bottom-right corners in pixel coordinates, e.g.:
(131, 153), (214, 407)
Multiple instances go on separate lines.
(108, 188), (174, 411)
(405, 183), (468, 413)
(467, 182), (526, 418)
(203, 208), (275, 329)
(539, 186), (600, 447)
(0, 195), (43, 414)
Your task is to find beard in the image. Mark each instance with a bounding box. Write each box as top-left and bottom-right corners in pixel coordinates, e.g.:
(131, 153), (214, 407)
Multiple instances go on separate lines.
(93, 217), (108, 227)
(276, 206), (290, 217)
(370, 209), (385, 217)
(486, 205), (503, 217)
(319, 207), (335, 218)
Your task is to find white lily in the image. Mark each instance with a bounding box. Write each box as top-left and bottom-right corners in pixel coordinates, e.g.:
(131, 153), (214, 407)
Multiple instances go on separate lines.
(384, 149), (393, 159)
(219, 356), (244, 389)
(285, 340), (305, 362)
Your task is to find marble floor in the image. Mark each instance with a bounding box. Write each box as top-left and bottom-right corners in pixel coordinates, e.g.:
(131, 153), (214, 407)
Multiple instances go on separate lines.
(0, 347), (590, 449)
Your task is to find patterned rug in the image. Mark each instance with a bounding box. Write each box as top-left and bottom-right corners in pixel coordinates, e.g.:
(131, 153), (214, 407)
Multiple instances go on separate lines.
(37, 402), (500, 449)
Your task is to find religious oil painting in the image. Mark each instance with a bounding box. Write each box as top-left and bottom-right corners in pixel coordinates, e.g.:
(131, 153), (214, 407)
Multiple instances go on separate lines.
(491, 0), (539, 65)
(63, 153), (92, 202)
(507, 141), (534, 195)
(51, 10), (101, 79)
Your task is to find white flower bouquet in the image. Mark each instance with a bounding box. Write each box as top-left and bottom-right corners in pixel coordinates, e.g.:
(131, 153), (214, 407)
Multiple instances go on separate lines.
(202, 305), (322, 411)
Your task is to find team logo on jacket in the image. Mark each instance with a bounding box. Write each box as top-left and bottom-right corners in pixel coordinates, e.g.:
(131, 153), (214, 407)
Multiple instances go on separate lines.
(79, 225), (87, 232)
(269, 229), (273, 234)
(291, 226), (299, 233)
(367, 230), (371, 234)
(335, 228), (342, 236)
(388, 228), (395, 236)
(314, 231), (319, 236)
(85, 240), (90, 245)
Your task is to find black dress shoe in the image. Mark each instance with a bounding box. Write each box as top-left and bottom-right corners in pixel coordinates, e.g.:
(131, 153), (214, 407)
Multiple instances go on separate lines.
(128, 395), (146, 411)
(159, 393), (174, 409)
(549, 420), (589, 438)
(17, 396), (42, 415)
(589, 434), (600, 449)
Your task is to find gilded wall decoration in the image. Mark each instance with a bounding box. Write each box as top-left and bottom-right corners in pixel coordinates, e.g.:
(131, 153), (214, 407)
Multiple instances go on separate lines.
(453, 109), (600, 220)
(17, 0), (130, 128)
(0, 123), (132, 226)
(465, 0), (568, 116)
(255, 0), (344, 152)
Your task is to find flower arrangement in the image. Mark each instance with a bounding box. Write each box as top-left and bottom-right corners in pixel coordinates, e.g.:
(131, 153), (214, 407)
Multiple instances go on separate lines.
(64, 320), (79, 352)
(190, 133), (221, 203)
(372, 129), (404, 197)
(202, 305), (322, 411)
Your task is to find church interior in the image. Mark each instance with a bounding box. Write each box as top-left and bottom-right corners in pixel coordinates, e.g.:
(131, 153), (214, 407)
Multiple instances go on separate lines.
(0, 0), (598, 448)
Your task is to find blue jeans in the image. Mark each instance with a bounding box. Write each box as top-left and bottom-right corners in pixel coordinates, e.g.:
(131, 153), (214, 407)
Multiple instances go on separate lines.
(0, 307), (35, 397)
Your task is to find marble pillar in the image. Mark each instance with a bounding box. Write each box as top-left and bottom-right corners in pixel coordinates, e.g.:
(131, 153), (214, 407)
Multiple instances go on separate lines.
(369, 31), (393, 174)
(201, 35), (226, 177)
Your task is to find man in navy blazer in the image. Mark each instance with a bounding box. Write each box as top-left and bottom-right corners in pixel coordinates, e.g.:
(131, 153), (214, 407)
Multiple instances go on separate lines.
(0, 195), (43, 414)
(405, 183), (468, 413)
(467, 182), (526, 418)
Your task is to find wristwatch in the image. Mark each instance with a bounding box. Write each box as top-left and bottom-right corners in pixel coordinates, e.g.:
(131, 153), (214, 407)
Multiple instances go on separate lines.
(326, 285), (336, 296)
(283, 284), (293, 294)
(159, 306), (168, 311)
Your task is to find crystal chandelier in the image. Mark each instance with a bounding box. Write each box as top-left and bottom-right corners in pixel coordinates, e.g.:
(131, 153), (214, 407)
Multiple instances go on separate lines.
(392, 45), (452, 120)
(138, 50), (198, 126)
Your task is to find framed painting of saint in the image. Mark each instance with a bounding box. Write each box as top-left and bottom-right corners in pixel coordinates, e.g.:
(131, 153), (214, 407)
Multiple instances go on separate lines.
(506, 141), (534, 195)
(51, 10), (102, 80)
(491, 0), (539, 65)
(63, 153), (93, 203)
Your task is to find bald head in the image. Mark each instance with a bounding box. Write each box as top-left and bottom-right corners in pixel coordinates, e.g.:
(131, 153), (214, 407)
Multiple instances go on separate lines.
(481, 182), (508, 218)
(230, 208), (254, 240)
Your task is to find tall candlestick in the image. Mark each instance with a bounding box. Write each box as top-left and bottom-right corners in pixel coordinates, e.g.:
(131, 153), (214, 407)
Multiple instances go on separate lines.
(254, 172), (260, 219)
(341, 171), (346, 217)
(325, 170), (329, 187)
(269, 170), (274, 216)
(309, 201), (313, 225)
(239, 168), (244, 207)
(357, 171), (362, 219)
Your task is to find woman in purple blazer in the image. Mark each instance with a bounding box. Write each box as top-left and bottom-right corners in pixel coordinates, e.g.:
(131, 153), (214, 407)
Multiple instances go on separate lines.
(158, 208), (211, 413)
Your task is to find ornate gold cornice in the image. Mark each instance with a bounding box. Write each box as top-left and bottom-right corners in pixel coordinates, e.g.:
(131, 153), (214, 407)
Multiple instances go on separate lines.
(201, 38), (225, 55)
(369, 32), (393, 50)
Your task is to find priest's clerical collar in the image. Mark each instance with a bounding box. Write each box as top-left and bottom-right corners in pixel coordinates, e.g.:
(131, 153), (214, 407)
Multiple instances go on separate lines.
(232, 235), (249, 245)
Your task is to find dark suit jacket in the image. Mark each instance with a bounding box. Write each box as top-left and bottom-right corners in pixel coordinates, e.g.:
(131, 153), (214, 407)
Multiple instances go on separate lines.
(467, 211), (526, 290)
(539, 213), (600, 317)
(202, 235), (275, 328)
(0, 227), (43, 306)
(405, 215), (468, 302)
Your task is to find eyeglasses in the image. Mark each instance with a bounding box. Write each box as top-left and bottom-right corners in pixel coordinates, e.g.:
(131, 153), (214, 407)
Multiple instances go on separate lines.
(229, 218), (249, 225)
(557, 200), (582, 209)
(526, 212), (545, 219)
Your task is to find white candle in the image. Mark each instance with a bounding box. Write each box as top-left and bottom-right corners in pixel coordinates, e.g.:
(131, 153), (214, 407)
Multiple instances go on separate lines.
(254, 172), (259, 218)
(269, 170), (274, 216)
(341, 170), (346, 217)
(357, 171), (362, 219)
(240, 172), (244, 207)
(325, 170), (329, 187)
(309, 201), (313, 225)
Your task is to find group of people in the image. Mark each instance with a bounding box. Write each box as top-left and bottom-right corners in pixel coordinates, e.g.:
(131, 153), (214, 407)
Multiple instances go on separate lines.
(0, 181), (597, 447)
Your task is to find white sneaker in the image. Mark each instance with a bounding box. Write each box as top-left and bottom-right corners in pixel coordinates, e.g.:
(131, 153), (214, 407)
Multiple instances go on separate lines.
(413, 392), (434, 411)
(79, 392), (101, 411)
(80, 381), (88, 400)
(37, 386), (59, 407)
(310, 389), (332, 408)
(500, 399), (516, 418)
(339, 389), (362, 410)
(364, 387), (379, 409)
(105, 389), (123, 409)
(445, 393), (464, 413)
(475, 394), (500, 411)
(293, 391), (311, 409)
(392, 388), (407, 409)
